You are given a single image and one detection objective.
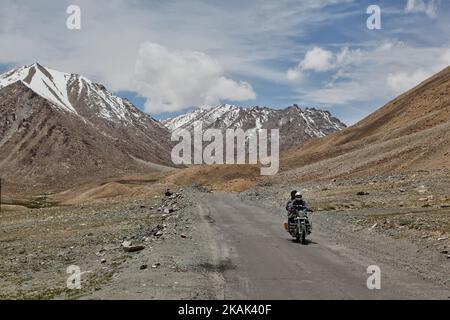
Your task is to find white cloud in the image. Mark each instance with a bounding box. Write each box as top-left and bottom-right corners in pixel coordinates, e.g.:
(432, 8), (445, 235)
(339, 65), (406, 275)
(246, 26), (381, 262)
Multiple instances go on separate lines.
(300, 47), (335, 72)
(287, 46), (360, 80)
(386, 68), (430, 93)
(385, 49), (450, 93)
(287, 47), (334, 80)
(0, 0), (357, 114)
(405, 0), (440, 18)
(134, 42), (256, 113)
(291, 41), (450, 107)
(441, 48), (450, 65)
(286, 68), (302, 81)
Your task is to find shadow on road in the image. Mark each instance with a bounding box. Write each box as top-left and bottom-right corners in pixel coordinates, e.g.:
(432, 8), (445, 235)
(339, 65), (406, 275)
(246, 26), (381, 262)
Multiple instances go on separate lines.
(288, 238), (318, 246)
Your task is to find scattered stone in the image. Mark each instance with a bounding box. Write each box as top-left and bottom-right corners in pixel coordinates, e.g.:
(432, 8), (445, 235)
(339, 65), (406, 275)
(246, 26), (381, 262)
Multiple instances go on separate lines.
(438, 237), (448, 241)
(441, 250), (449, 254)
(152, 263), (161, 269)
(180, 233), (187, 239)
(100, 258), (107, 264)
(369, 223), (378, 230)
(123, 245), (145, 253)
(96, 249), (106, 257)
(165, 189), (173, 197)
(121, 240), (132, 248)
(417, 186), (428, 194)
(140, 264), (148, 270)
(155, 230), (163, 237)
(357, 192), (369, 196)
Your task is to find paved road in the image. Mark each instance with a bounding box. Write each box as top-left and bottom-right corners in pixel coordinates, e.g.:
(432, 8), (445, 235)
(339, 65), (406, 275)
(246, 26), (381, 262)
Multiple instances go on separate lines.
(199, 193), (449, 300)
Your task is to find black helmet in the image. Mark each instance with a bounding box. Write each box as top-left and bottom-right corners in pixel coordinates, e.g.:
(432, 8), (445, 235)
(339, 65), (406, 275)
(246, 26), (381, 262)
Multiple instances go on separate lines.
(290, 190), (298, 200)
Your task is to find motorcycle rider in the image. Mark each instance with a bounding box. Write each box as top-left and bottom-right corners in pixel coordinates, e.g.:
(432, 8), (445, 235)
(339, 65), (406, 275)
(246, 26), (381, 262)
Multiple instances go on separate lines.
(286, 190), (313, 231)
(286, 190), (309, 213)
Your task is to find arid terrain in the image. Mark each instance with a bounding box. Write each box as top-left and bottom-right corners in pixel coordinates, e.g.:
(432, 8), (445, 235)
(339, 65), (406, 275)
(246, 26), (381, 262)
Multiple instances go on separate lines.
(1, 166), (449, 299)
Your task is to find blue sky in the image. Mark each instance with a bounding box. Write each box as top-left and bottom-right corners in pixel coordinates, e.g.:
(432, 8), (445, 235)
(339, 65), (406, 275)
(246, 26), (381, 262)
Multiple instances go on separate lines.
(1, 0), (449, 124)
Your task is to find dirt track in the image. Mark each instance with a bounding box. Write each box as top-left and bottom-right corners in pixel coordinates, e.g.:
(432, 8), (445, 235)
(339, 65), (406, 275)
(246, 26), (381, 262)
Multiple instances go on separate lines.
(198, 193), (449, 299)
(82, 189), (449, 300)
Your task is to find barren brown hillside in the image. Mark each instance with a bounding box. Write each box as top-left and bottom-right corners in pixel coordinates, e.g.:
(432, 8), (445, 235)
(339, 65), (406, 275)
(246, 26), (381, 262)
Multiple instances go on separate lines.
(0, 65), (174, 196)
(280, 66), (450, 181)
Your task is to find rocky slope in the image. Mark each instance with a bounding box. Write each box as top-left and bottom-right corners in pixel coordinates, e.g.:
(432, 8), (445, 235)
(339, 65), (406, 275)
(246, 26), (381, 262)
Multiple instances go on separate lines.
(281, 66), (450, 180)
(0, 63), (173, 194)
(162, 104), (346, 151)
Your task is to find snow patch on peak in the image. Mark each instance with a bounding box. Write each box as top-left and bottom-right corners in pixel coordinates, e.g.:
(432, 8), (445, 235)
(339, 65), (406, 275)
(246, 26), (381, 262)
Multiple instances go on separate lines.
(0, 64), (148, 125)
(0, 63), (77, 114)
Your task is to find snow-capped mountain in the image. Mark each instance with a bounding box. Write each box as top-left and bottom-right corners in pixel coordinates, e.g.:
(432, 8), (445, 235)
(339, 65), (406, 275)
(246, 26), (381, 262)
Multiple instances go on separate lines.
(0, 63), (173, 193)
(0, 63), (162, 126)
(162, 104), (346, 150)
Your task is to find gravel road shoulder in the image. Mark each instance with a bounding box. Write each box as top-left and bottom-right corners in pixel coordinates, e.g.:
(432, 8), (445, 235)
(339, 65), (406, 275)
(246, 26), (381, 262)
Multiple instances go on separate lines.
(83, 187), (225, 300)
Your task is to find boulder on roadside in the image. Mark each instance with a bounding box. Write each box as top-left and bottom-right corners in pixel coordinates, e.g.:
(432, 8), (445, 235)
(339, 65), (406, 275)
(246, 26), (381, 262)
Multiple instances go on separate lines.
(123, 245), (145, 253)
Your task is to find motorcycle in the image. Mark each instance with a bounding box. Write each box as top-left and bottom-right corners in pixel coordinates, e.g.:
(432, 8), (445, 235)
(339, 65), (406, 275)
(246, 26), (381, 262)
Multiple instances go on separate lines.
(284, 208), (312, 244)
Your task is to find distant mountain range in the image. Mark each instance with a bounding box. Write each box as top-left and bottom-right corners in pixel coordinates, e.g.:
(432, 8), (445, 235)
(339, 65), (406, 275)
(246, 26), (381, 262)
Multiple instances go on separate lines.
(0, 63), (347, 194)
(162, 104), (346, 151)
(0, 63), (172, 194)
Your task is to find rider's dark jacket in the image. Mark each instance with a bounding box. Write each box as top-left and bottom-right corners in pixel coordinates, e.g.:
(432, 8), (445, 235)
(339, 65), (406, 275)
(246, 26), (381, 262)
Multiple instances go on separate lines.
(286, 199), (307, 212)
